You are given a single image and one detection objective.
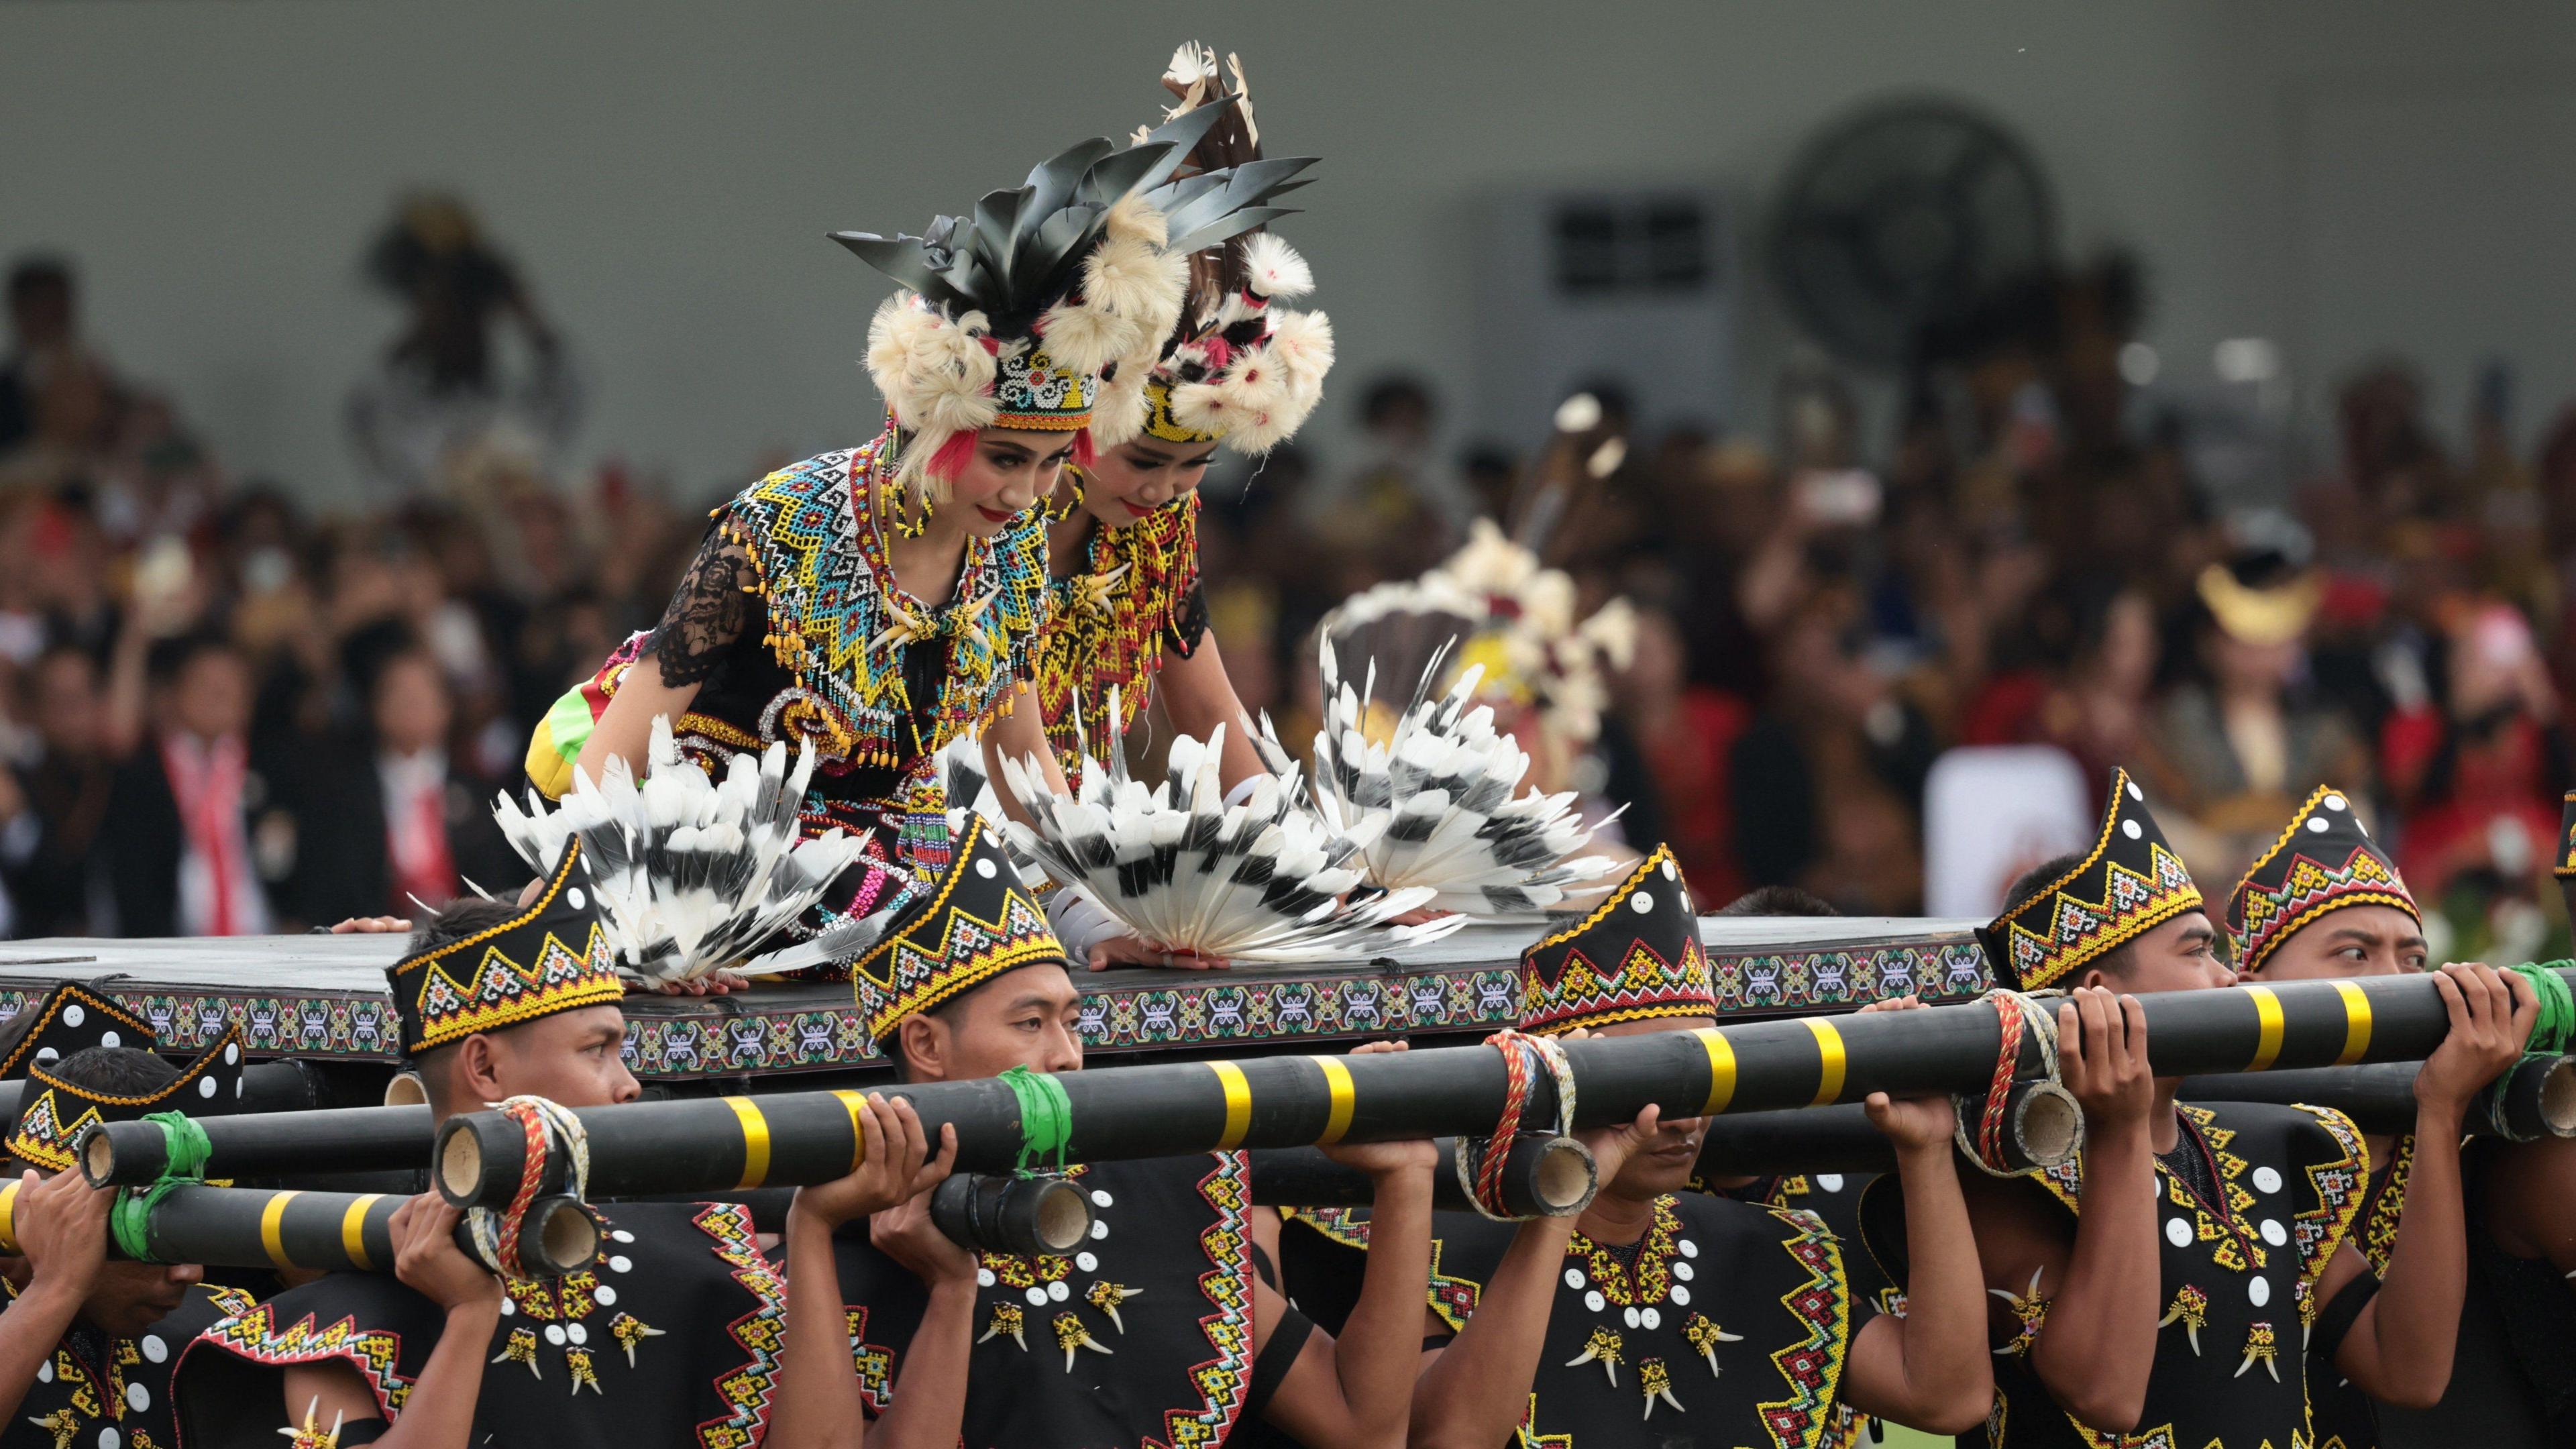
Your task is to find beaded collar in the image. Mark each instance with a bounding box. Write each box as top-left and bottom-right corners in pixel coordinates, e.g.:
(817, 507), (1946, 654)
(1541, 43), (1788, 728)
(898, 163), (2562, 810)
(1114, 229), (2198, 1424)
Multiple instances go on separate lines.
(715, 434), (1052, 776)
(1033, 489), (1201, 782)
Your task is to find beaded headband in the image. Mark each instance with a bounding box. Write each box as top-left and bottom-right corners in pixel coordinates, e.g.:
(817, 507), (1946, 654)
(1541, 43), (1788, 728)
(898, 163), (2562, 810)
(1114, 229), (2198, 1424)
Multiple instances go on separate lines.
(847, 814), (1071, 1048)
(7, 1026), (244, 1173)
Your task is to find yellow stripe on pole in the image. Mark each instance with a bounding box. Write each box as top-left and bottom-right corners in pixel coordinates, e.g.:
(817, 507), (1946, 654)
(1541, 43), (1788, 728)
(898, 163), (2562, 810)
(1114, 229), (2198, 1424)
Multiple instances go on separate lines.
(0, 1178), (17, 1253)
(1313, 1058), (1356, 1145)
(2246, 985), (2286, 1071)
(260, 1191), (301, 1271)
(1805, 1018), (1849, 1106)
(2332, 981), (2373, 1066)
(831, 1089), (869, 1172)
(341, 1194), (382, 1271)
(1210, 1061), (1254, 1149)
(1695, 1029), (1737, 1116)
(722, 1097), (772, 1189)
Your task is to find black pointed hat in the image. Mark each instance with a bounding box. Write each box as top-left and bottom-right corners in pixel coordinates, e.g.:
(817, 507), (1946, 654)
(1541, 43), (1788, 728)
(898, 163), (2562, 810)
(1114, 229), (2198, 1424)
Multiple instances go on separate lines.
(847, 814), (1069, 1049)
(1982, 767), (2203, 991)
(386, 842), (625, 1057)
(0, 983), (154, 1081)
(2226, 785), (2416, 973)
(5, 989), (244, 1173)
(1518, 845), (1715, 1036)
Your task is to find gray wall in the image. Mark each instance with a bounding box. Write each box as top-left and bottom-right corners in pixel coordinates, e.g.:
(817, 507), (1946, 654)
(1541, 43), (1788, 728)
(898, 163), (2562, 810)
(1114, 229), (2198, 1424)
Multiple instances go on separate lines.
(5, 0), (2573, 504)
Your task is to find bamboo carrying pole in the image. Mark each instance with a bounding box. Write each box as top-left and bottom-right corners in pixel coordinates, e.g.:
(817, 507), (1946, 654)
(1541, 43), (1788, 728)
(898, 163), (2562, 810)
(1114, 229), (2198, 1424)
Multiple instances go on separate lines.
(0, 1177), (598, 1276)
(434, 969), (2576, 1210)
(2184, 1055), (2576, 1142)
(83, 1105), (435, 1187)
(1247, 1135), (1597, 1216)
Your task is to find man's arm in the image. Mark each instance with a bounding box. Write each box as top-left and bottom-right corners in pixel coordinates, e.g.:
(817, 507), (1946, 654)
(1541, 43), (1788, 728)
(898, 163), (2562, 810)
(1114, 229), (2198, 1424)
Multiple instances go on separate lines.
(2333, 963), (2533, 1408)
(771, 1095), (957, 1449)
(282, 1195), (502, 1449)
(1254, 1042), (1440, 1449)
(1409, 1107), (1660, 1449)
(2021, 988), (2159, 1432)
(0, 1171), (110, 1421)
(1837, 1091), (1992, 1431)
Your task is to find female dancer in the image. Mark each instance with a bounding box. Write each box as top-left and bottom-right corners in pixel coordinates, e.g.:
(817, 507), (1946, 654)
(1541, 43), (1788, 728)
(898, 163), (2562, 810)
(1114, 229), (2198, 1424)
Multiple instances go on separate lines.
(1027, 50), (1337, 964)
(527, 111), (1245, 954)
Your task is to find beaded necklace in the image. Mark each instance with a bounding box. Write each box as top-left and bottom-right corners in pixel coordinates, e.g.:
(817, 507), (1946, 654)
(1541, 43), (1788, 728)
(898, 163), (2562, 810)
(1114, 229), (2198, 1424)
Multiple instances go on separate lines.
(1033, 487), (1201, 782)
(720, 431), (1051, 784)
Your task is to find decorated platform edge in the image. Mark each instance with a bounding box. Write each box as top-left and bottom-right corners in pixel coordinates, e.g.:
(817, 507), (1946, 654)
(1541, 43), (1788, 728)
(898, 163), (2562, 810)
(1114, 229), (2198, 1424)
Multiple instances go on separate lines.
(0, 937), (1992, 1080)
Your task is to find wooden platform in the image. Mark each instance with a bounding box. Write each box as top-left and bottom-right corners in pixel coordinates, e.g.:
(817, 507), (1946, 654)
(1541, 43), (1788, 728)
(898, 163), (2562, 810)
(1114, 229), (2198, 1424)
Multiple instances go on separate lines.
(0, 918), (1993, 1081)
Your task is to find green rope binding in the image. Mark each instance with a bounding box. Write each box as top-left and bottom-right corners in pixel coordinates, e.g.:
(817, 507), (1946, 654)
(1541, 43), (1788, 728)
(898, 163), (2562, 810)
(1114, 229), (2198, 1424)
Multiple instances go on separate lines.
(105, 1112), (214, 1264)
(2512, 961), (2575, 1055)
(998, 1065), (1073, 1176)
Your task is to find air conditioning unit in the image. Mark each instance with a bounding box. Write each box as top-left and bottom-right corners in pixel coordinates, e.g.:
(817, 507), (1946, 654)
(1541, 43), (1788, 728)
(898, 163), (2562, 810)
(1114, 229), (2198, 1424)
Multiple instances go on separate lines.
(1469, 186), (1738, 446)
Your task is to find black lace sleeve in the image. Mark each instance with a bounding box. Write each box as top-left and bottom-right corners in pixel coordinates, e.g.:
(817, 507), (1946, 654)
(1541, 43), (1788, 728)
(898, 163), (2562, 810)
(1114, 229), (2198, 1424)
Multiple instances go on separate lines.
(1165, 577), (1212, 659)
(643, 530), (759, 688)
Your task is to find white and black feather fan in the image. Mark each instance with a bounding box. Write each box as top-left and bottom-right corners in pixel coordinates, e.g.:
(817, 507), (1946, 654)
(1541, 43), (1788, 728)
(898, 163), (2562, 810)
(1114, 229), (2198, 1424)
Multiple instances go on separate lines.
(980, 698), (1464, 961)
(1311, 639), (1615, 916)
(492, 716), (870, 984)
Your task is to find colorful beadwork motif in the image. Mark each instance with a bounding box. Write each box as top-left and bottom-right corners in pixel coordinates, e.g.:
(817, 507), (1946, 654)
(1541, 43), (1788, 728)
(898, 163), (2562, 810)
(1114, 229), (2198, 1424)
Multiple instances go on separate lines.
(0, 935), (1992, 1079)
(714, 439), (1050, 776)
(1034, 492), (1201, 785)
(385, 842), (623, 1055)
(2355, 1132), (2414, 1276)
(2226, 784), (2416, 973)
(1164, 1153), (1256, 1449)
(693, 1201), (790, 1449)
(191, 1307), (414, 1419)
(1758, 1207), (1852, 1449)
(1986, 768), (2203, 992)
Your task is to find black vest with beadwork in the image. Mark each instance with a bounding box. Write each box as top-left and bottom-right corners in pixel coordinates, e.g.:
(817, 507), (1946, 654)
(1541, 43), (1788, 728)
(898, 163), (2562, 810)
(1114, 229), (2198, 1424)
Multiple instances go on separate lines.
(1291, 1191), (1854, 1449)
(173, 1200), (787, 1449)
(1703, 1172), (1894, 1449)
(832, 1153), (1256, 1449)
(3, 1279), (252, 1449)
(1978, 1100), (2368, 1449)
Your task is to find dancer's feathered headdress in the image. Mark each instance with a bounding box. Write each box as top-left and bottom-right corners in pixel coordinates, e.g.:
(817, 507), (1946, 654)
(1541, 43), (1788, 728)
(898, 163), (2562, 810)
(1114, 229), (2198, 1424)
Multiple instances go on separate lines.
(1089, 44), (1334, 455)
(837, 97), (1309, 495)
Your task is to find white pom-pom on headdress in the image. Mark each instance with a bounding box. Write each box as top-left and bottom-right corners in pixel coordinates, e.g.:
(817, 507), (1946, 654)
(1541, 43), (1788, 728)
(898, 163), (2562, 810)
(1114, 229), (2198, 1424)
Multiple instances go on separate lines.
(1165, 378), (1236, 438)
(866, 295), (1000, 495)
(1263, 309), (1335, 404)
(1239, 233), (1315, 301)
(1102, 192), (1170, 250)
(1089, 356), (1156, 451)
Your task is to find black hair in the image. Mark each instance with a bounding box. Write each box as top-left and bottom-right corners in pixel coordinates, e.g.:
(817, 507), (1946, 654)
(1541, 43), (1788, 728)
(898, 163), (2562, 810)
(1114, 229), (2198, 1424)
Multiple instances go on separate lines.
(2004, 853), (2133, 977)
(406, 897), (523, 958)
(46, 1044), (178, 1098)
(1359, 374), (1434, 429)
(7, 256), (71, 306)
(1717, 885), (1839, 917)
(147, 629), (246, 686)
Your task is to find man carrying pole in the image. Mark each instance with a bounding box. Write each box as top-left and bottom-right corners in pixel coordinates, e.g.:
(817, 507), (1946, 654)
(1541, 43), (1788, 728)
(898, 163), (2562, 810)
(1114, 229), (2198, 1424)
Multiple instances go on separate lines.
(2230, 783), (2576, 1446)
(787, 811), (1442, 1449)
(171, 843), (951, 1449)
(0, 983), (254, 1449)
(1295, 844), (1995, 1448)
(1967, 767), (2532, 1448)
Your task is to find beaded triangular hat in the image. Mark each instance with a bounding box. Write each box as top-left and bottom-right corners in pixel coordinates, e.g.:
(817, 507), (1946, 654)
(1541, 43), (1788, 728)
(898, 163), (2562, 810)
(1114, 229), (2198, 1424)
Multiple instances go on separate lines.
(1518, 844), (1714, 1036)
(2226, 785), (2416, 974)
(386, 841), (625, 1056)
(6, 1021), (244, 1173)
(0, 982), (153, 1081)
(1982, 767), (2202, 991)
(847, 813), (1071, 1048)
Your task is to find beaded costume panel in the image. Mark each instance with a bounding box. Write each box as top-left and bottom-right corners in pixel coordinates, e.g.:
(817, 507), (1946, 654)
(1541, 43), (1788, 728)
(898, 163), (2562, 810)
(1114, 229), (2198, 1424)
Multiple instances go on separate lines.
(176, 1202), (788, 1449)
(3, 1279), (250, 1449)
(1035, 494), (1205, 785)
(829, 1153), (1255, 1449)
(1979, 1100), (2369, 1449)
(1285, 1193), (1854, 1449)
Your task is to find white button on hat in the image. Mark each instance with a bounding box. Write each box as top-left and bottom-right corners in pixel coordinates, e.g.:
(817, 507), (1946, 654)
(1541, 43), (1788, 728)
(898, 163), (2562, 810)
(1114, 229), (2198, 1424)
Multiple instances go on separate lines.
(2253, 1167), (2282, 1193)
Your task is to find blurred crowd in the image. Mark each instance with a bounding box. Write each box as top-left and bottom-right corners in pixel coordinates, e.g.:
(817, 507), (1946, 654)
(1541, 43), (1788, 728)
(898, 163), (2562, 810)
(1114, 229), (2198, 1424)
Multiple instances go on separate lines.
(7, 213), (2575, 963)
